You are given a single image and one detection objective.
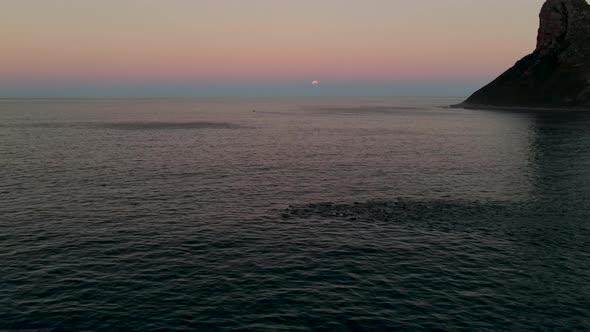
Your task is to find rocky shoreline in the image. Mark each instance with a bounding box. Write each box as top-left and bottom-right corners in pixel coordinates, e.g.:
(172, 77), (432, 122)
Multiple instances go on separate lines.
(450, 103), (590, 112)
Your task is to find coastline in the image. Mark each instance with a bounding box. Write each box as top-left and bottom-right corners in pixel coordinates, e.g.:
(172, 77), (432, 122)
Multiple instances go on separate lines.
(450, 103), (590, 112)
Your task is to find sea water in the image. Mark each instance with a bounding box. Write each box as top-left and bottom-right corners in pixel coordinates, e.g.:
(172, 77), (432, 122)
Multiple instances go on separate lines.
(1, 97), (589, 330)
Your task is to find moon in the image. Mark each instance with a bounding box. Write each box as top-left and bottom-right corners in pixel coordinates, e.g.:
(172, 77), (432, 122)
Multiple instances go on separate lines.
(312, 80), (319, 86)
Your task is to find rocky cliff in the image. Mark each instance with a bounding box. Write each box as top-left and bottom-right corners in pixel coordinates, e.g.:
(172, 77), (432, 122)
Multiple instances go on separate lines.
(458, 0), (590, 109)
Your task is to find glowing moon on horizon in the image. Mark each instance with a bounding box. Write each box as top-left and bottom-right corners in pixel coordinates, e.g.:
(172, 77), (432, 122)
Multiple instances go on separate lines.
(312, 80), (319, 86)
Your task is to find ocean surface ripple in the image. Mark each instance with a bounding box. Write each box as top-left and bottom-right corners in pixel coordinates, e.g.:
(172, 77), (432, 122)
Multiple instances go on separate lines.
(1, 97), (590, 331)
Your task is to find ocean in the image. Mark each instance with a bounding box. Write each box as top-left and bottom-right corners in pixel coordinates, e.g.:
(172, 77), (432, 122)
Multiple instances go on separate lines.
(1, 97), (589, 331)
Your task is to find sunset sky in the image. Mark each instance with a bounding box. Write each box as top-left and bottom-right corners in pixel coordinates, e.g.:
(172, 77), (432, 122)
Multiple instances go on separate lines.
(1, 0), (546, 97)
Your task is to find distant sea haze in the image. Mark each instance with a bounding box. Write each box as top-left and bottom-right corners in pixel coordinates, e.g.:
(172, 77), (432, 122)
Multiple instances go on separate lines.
(0, 79), (489, 98)
(2, 97), (590, 331)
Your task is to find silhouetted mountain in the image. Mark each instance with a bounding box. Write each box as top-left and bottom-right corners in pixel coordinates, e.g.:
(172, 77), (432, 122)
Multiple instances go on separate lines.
(457, 0), (590, 109)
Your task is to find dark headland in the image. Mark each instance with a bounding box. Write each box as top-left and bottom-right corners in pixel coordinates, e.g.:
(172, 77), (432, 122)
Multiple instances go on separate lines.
(454, 0), (590, 111)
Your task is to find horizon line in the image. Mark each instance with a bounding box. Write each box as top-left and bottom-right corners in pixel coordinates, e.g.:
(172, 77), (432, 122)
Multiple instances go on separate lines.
(0, 95), (469, 100)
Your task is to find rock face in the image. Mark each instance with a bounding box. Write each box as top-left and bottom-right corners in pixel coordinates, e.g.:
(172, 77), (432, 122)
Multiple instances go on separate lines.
(460, 0), (590, 109)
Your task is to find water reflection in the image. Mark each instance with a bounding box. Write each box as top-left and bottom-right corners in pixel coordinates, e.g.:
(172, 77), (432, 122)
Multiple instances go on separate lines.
(496, 111), (590, 327)
(525, 111), (590, 207)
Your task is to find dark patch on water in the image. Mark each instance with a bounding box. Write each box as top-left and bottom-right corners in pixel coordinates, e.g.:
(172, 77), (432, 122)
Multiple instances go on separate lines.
(4, 121), (240, 130)
(93, 121), (240, 130)
(281, 200), (510, 222)
(278, 200), (524, 238)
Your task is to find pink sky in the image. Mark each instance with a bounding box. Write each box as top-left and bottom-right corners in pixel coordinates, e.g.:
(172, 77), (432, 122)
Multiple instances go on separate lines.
(0, 0), (547, 95)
